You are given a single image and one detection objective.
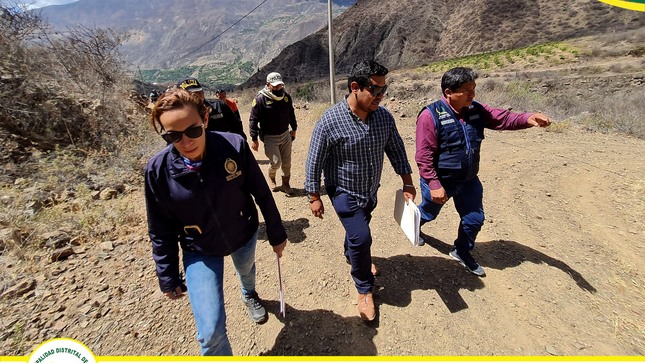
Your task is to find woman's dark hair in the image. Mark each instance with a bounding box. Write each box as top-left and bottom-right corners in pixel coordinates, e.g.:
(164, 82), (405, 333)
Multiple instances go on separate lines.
(347, 60), (389, 92)
(150, 88), (211, 134)
(441, 67), (478, 96)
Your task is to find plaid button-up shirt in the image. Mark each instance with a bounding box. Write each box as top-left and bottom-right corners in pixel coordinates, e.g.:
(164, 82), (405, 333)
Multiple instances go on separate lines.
(305, 96), (412, 207)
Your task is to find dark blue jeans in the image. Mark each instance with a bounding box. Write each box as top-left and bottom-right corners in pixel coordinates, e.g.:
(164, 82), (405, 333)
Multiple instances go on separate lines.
(327, 187), (376, 294)
(418, 176), (485, 253)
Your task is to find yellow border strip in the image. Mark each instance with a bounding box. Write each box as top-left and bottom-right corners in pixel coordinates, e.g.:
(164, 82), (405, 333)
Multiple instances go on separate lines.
(599, 0), (645, 11)
(1, 356), (643, 362)
(96, 357), (643, 362)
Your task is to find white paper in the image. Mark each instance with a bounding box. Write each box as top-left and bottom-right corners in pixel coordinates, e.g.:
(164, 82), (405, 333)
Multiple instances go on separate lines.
(393, 189), (421, 246)
(276, 254), (285, 318)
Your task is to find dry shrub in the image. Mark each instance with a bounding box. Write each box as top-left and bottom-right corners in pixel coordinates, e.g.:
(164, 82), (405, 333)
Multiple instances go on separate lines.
(475, 75), (645, 139)
(478, 81), (550, 115)
(0, 2), (140, 151)
(0, 2), (157, 256)
(292, 80), (330, 103)
(291, 79), (346, 104)
(586, 90), (645, 138)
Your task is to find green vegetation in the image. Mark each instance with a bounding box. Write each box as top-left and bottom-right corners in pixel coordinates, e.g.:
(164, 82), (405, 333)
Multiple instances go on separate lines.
(422, 42), (580, 73)
(140, 61), (254, 86)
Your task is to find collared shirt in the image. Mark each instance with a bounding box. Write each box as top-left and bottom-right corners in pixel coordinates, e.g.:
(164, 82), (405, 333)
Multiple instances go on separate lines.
(305, 96), (412, 207)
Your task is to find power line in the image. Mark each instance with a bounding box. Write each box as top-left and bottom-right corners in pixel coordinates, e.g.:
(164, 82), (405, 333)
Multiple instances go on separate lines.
(181, 0), (271, 60)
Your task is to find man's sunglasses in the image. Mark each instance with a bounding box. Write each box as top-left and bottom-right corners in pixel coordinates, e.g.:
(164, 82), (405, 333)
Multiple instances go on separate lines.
(364, 84), (388, 97)
(160, 124), (204, 144)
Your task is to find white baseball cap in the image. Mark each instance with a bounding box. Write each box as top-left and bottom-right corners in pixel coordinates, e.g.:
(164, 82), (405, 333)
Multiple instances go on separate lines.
(266, 72), (284, 86)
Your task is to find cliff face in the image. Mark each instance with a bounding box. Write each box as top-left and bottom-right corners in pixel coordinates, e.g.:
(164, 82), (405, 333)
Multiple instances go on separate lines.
(241, 0), (645, 87)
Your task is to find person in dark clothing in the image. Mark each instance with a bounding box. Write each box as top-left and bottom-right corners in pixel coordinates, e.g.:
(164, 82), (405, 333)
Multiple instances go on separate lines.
(249, 72), (298, 195)
(415, 67), (551, 276)
(145, 88), (287, 355)
(176, 77), (246, 139)
(216, 89), (242, 122)
(206, 97), (247, 139)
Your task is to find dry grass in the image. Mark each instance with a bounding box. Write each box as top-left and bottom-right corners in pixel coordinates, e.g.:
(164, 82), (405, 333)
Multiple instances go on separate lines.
(0, 132), (157, 257)
(545, 120), (572, 133)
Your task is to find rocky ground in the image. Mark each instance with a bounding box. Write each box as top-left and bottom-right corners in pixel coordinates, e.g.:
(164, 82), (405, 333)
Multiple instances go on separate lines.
(1, 42), (644, 357)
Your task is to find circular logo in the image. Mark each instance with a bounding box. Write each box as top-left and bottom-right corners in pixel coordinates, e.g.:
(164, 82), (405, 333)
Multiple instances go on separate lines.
(28, 338), (96, 363)
(225, 158), (238, 174)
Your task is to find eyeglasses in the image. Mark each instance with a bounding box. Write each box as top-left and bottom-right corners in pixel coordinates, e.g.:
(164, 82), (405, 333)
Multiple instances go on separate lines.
(363, 84), (388, 97)
(160, 124), (204, 144)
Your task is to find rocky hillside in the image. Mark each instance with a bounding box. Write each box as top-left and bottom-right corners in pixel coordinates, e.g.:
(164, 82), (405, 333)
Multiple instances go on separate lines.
(241, 0), (645, 87)
(37, 0), (355, 85)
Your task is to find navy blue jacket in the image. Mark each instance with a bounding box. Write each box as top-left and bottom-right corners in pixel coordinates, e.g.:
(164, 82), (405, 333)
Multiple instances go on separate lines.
(425, 99), (486, 183)
(145, 131), (287, 292)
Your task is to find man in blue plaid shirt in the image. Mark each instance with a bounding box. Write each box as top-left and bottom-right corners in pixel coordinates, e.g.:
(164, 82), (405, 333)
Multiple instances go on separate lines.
(305, 60), (416, 321)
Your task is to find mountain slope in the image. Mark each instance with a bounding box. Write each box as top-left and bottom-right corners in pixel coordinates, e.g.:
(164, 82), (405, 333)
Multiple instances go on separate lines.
(241, 0), (645, 87)
(37, 0), (355, 85)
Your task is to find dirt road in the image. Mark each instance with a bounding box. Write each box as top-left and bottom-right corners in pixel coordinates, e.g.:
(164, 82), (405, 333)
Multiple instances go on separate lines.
(3, 100), (644, 356)
(7, 54), (645, 359)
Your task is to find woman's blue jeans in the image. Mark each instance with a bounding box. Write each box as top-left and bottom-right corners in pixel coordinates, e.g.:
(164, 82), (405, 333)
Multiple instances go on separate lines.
(182, 229), (259, 356)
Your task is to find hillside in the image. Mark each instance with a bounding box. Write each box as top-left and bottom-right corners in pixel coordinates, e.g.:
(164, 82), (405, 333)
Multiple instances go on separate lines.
(241, 0), (645, 87)
(1, 28), (644, 356)
(37, 0), (355, 85)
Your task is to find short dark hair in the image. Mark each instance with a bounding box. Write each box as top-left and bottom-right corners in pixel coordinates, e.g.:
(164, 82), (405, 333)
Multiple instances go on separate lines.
(347, 60), (388, 92)
(441, 67), (478, 96)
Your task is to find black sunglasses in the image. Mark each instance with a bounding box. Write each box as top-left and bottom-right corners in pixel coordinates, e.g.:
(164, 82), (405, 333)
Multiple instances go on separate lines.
(364, 84), (388, 97)
(160, 124), (204, 144)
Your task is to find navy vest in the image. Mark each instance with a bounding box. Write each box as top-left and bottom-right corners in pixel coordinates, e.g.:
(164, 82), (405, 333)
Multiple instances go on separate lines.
(422, 99), (486, 183)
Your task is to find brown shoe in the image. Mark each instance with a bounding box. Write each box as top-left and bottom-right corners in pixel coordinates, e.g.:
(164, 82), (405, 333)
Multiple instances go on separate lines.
(280, 175), (293, 195)
(371, 263), (380, 276)
(357, 292), (376, 321)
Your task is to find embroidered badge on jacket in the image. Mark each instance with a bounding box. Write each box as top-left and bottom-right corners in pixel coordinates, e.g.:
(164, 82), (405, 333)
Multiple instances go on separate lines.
(225, 158), (242, 181)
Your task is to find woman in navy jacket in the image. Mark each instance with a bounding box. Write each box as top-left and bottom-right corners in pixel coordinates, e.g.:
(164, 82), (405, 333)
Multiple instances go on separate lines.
(145, 89), (287, 355)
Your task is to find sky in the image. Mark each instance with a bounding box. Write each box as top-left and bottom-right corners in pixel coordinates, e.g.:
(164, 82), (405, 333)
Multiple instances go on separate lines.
(27, 0), (78, 9)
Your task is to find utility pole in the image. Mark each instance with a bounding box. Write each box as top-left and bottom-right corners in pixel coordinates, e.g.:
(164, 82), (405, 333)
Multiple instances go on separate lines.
(327, 0), (336, 105)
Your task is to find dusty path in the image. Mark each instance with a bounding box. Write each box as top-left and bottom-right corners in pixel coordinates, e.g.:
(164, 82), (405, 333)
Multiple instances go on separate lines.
(3, 104), (644, 356)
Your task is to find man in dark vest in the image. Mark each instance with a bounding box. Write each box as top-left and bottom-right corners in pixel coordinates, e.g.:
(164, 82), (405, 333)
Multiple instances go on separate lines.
(176, 77), (246, 140)
(415, 67), (551, 276)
